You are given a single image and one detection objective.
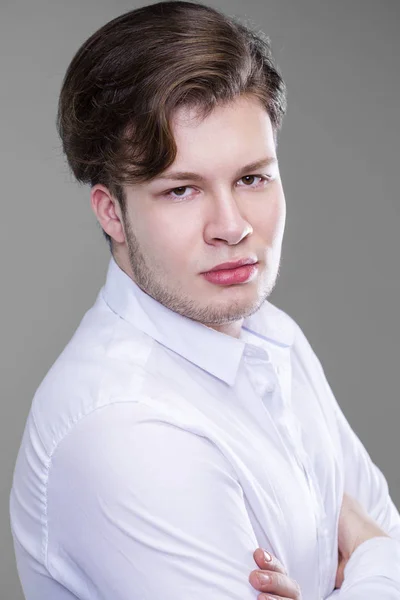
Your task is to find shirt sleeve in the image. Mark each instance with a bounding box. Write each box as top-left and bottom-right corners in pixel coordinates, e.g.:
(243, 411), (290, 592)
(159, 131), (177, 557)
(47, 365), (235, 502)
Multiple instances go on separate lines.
(45, 401), (262, 600)
(309, 336), (400, 598)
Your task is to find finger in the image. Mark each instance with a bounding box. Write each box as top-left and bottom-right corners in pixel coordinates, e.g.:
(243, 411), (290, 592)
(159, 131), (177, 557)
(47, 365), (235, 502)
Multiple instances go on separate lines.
(335, 558), (346, 589)
(253, 548), (288, 575)
(248, 569), (301, 599)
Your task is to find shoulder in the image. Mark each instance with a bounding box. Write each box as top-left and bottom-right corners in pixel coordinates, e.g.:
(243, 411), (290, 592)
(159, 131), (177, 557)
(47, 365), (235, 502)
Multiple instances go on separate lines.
(29, 294), (155, 457)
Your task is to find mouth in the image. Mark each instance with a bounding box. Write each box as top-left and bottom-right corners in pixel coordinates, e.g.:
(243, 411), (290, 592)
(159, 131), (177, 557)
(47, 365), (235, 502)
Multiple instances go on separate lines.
(201, 262), (259, 285)
(203, 257), (258, 273)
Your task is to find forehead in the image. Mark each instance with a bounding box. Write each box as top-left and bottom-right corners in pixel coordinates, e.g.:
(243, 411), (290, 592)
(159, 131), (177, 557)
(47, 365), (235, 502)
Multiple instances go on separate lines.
(166, 96), (276, 172)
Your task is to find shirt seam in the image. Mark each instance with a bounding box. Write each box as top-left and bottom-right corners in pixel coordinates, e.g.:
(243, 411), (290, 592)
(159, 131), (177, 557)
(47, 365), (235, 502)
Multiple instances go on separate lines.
(41, 308), (142, 572)
(42, 395), (148, 575)
(42, 393), (245, 580)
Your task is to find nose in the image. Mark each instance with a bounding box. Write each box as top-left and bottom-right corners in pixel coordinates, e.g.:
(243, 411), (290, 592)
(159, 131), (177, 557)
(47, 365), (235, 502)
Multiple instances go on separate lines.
(204, 191), (253, 245)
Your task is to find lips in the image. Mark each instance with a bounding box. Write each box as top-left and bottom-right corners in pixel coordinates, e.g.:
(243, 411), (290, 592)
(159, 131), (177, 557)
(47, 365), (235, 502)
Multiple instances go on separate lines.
(205, 258), (258, 272)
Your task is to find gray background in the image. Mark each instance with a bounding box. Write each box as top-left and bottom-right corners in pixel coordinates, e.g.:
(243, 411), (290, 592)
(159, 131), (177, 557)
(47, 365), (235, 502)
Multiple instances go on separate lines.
(1, 0), (399, 597)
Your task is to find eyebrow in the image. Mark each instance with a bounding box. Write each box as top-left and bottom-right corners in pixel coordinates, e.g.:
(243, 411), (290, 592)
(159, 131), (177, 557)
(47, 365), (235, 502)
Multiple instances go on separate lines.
(153, 156), (277, 183)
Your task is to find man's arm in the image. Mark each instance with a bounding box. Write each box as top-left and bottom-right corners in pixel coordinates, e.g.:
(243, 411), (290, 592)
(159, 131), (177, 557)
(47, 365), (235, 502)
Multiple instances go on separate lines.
(296, 324), (400, 598)
(326, 387), (400, 598)
(331, 382), (400, 540)
(46, 400), (263, 600)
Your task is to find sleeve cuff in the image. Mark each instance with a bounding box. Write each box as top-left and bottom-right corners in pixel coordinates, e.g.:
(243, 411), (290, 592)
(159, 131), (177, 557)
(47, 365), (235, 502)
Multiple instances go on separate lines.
(343, 536), (400, 587)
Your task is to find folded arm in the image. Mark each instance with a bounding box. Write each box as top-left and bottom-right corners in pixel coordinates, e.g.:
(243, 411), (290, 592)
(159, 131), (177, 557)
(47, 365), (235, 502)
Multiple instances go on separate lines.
(316, 349), (400, 598)
(46, 401), (263, 599)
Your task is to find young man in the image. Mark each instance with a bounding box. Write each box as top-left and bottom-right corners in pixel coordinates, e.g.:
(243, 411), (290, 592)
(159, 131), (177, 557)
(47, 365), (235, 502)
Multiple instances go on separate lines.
(9, 2), (400, 599)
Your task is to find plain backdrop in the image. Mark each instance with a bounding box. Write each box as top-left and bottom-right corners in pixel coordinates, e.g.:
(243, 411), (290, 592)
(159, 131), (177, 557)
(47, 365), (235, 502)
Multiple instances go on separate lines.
(1, 1), (399, 598)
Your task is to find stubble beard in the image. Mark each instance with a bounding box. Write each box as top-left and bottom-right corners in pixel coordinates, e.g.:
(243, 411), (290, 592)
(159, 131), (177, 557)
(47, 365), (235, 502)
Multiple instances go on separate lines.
(124, 216), (280, 327)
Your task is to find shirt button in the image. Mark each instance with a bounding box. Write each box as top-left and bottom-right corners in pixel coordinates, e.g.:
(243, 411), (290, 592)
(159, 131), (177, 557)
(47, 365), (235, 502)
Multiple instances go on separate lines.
(264, 381), (276, 393)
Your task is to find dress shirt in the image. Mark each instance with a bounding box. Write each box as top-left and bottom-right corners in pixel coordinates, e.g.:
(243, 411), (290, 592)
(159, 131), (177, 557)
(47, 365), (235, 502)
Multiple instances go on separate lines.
(10, 255), (400, 600)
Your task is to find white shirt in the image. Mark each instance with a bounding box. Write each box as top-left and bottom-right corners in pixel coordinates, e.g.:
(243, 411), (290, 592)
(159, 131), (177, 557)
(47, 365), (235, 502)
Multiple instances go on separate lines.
(10, 255), (400, 600)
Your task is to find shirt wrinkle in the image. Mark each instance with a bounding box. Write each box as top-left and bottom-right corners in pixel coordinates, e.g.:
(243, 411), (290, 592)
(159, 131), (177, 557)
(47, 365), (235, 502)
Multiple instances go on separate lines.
(9, 255), (400, 600)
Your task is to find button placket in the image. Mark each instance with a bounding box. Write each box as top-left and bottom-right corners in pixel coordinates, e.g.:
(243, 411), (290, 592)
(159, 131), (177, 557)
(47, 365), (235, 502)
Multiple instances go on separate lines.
(280, 409), (332, 598)
(262, 371), (326, 599)
(246, 349), (326, 597)
(244, 337), (330, 598)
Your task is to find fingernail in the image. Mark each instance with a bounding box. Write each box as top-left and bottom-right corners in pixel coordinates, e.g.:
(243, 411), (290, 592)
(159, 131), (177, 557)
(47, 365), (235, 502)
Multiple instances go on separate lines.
(263, 550), (272, 562)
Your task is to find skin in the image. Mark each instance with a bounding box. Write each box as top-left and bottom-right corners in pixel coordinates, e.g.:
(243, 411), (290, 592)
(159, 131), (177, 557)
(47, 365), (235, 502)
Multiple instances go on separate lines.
(334, 492), (390, 588)
(250, 549), (301, 600)
(91, 94), (286, 339)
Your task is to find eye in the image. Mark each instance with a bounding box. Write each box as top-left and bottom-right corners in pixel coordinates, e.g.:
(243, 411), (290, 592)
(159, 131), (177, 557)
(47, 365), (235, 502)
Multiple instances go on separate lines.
(164, 186), (194, 200)
(237, 174), (270, 188)
(162, 174), (271, 200)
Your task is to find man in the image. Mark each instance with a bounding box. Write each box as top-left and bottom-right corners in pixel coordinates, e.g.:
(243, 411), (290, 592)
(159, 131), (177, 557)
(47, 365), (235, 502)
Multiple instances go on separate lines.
(9, 2), (400, 599)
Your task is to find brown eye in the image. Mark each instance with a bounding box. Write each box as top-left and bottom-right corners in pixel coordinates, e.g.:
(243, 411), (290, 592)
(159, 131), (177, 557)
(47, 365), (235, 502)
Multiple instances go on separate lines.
(242, 175), (256, 185)
(164, 186), (195, 200)
(173, 187), (187, 196)
(238, 175), (269, 188)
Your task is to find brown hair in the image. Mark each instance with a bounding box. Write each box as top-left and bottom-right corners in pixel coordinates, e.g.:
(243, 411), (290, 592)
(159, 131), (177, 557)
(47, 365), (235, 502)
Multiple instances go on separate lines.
(57, 0), (287, 250)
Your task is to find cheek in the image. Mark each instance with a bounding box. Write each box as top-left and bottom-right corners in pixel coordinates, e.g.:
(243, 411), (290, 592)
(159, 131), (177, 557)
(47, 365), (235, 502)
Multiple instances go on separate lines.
(276, 195), (286, 232)
(256, 191), (286, 240)
(142, 212), (195, 261)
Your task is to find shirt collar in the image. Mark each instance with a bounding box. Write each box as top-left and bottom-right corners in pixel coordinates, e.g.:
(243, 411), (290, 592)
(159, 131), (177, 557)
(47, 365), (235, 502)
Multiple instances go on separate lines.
(101, 255), (295, 386)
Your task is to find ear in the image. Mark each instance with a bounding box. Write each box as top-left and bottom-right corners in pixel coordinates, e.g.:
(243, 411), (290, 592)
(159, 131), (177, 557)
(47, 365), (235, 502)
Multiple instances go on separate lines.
(90, 184), (126, 244)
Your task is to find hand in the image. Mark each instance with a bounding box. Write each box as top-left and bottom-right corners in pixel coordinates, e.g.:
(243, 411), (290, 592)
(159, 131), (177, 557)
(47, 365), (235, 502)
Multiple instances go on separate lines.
(249, 547), (301, 599)
(335, 492), (390, 589)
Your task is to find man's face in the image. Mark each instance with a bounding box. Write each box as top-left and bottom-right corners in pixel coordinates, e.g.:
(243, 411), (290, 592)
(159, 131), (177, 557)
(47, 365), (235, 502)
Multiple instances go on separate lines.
(116, 95), (286, 338)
